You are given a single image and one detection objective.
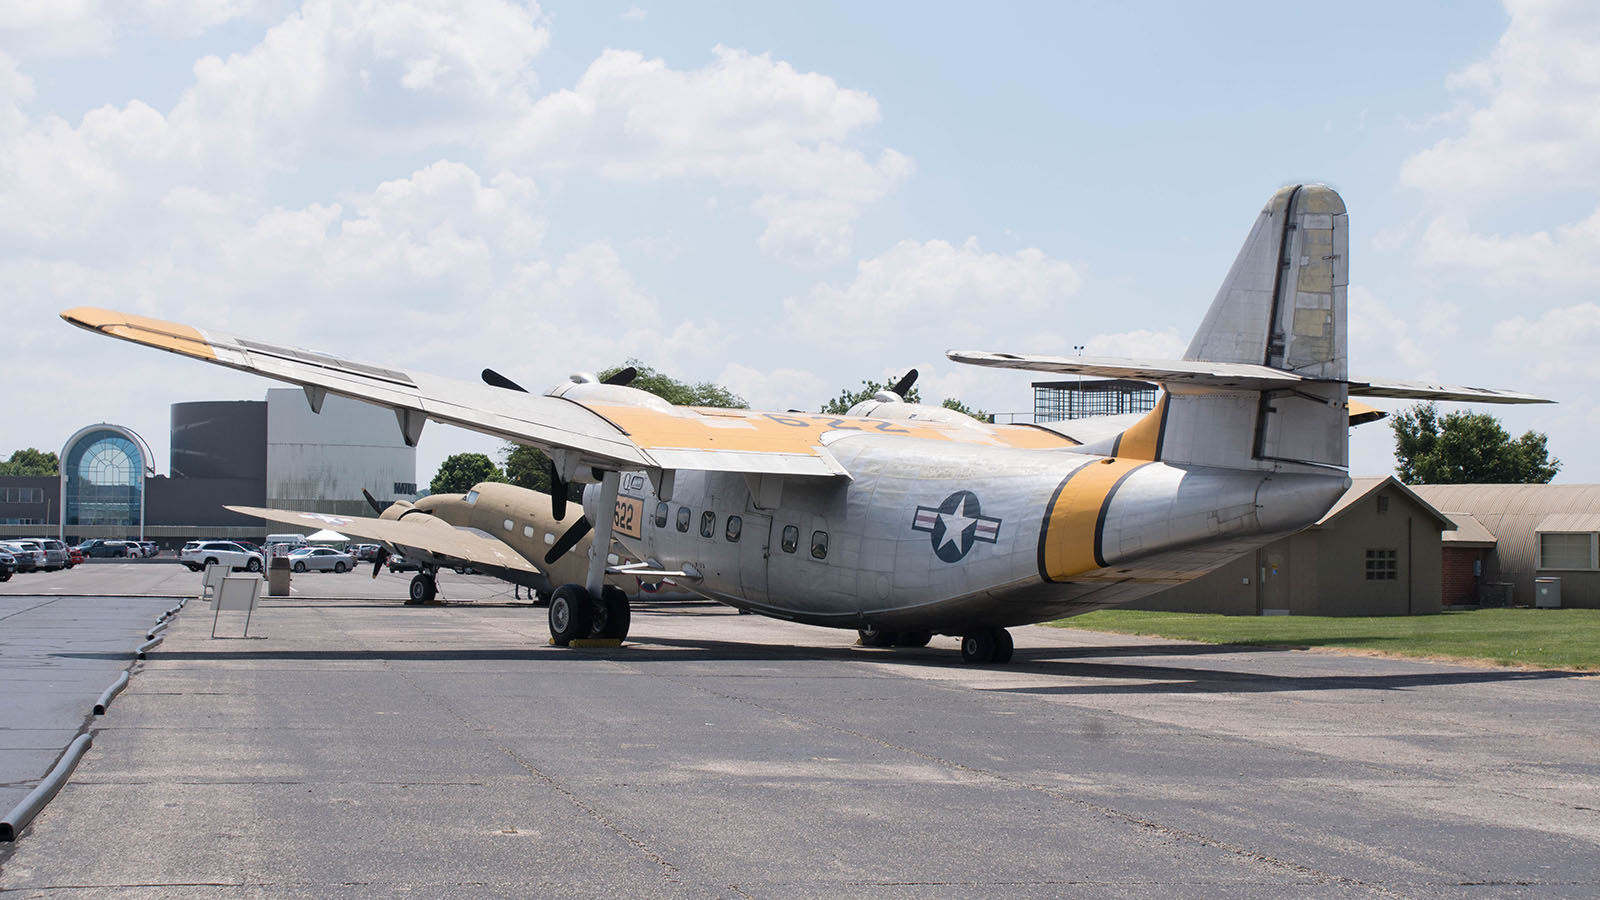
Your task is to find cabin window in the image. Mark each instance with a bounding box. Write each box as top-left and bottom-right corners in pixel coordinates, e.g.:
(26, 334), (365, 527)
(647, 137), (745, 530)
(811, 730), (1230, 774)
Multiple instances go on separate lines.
(676, 507), (690, 533)
(503, 518), (514, 532)
(811, 530), (829, 560)
(725, 515), (742, 542)
(1538, 532), (1597, 569)
(700, 511), (716, 538)
(523, 525), (534, 538)
(1364, 549), (1397, 580)
(781, 525), (798, 554)
(654, 501), (669, 528)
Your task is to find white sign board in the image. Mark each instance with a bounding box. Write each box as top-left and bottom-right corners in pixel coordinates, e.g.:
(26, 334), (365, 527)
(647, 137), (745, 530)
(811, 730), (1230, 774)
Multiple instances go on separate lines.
(211, 575), (262, 638)
(200, 563), (230, 601)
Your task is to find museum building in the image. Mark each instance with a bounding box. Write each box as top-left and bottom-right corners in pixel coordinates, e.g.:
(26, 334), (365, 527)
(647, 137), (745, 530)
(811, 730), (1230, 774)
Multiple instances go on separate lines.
(0, 389), (416, 548)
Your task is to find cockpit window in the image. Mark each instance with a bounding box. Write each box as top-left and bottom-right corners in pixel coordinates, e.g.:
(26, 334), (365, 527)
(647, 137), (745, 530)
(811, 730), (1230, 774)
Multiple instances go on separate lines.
(463, 490), (479, 505)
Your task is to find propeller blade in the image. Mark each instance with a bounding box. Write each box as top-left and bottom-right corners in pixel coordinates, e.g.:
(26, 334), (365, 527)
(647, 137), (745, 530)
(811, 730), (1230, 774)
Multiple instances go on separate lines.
(372, 547), (388, 579)
(602, 365), (638, 387)
(547, 458), (567, 521)
(362, 489), (383, 514)
(481, 368), (529, 392)
(544, 516), (592, 566)
(890, 368), (918, 398)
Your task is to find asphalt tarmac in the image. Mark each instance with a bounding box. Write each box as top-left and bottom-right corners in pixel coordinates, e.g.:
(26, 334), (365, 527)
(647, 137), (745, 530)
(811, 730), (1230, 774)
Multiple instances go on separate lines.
(1, 564), (1597, 898)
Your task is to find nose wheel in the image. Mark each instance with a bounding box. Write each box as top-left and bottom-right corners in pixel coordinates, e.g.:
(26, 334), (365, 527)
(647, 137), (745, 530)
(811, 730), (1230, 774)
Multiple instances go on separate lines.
(960, 628), (1013, 664)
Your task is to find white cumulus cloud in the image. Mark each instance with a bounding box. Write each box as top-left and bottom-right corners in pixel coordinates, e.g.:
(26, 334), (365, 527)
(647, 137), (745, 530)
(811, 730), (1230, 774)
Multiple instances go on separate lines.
(784, 237), (1081, 347)
(493, 45), (910, 263)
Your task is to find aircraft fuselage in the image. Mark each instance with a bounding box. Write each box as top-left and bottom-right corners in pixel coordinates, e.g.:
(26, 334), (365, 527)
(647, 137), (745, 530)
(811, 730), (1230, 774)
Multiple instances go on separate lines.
(585, 432), (1349, 634)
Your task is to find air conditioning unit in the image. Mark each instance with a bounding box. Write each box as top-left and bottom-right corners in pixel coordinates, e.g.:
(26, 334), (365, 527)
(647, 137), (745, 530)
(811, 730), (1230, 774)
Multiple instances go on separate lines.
(1534, 577), (1561, 609)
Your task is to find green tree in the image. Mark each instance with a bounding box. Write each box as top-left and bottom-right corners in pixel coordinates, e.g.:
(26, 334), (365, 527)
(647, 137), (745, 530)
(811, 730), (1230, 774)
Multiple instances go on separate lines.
(601, 360), (748, 408)
(498, 361), (747, 492)
(0, 448), (59, 476)
(821, 375), (922, 415)
(940, 397), (990, 422)
(429, 452), (505, 495)
(1391, 402), (1560, 484)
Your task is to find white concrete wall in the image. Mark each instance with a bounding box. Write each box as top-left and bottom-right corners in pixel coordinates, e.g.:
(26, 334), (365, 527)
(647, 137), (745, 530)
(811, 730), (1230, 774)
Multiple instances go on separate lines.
(266, 389), (417, 515)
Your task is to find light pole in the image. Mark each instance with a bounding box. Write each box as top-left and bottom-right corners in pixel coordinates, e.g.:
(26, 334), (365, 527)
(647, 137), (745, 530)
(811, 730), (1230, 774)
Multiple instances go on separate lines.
(1073, 345), (1085, 419)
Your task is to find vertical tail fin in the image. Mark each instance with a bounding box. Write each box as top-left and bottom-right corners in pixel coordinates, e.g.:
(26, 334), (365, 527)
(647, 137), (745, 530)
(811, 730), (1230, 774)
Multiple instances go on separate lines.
(1150, 184), (1350, 472)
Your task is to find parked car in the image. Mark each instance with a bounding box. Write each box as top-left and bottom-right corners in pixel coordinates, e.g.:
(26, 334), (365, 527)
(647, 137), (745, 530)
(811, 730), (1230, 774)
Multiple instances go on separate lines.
(120, 540), (147, 557)
(387, 553), (424, 573)
(14, 540), (54, 571)
(66, 546), (84, 567)
(78, 539), (131, 558)
(287, 546), (354, 573)
(0, 546), (13, 581)
(1, 541), (42, 572)
(348, 544), (382, 561)
(22, 539), (68, 571)
(179, 540), (264, 573)
(138, 541), (159, 558)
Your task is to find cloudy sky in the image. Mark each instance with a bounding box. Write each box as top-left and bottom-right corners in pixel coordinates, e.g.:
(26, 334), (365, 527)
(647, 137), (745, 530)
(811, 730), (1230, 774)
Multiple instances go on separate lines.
(3, 0), (1596, 482)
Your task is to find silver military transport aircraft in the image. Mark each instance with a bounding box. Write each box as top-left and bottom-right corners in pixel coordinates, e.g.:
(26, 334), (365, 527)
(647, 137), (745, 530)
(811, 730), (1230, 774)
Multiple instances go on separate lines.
(63, 185), (1548, 663)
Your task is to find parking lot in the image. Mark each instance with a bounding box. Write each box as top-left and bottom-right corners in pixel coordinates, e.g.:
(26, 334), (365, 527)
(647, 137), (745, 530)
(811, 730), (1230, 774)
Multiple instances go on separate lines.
(1, 565), (1597, 898)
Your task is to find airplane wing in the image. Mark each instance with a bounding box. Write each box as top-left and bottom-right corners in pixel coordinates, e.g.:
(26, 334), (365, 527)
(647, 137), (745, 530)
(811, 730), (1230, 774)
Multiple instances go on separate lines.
(62, 308), (849, 479)
(224, 505), (540, 575)
(947, 351), (1552, 403)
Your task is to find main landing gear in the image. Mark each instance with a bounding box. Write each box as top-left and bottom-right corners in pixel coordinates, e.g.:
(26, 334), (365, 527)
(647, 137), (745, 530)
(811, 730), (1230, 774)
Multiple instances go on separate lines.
(407, 570), (437, 604)
(857, 624), (1011, 664)
(548, 583), (631, 644)
(960, 628), (1013, 664)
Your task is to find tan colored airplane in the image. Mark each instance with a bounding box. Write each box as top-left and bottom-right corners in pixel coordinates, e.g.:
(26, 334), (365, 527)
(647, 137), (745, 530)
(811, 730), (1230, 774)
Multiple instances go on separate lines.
(63, 185), (1549, 663)
(225, 480), (599, 606)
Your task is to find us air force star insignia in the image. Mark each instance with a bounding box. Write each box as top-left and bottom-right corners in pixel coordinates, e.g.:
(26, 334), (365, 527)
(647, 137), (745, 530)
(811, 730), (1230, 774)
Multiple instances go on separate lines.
(911, 490), (1001, 563)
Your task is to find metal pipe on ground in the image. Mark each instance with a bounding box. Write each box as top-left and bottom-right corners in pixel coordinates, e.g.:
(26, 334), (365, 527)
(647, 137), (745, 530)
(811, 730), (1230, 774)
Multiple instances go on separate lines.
(147, 620), (169, 640)
(93, 672), (130, 715)
(136, 636), (162, 659)
(0, 734), (93, 841)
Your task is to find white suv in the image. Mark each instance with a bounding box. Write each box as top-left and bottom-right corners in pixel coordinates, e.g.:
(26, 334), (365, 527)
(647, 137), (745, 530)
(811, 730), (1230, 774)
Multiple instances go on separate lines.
(180, 541), (264, 573)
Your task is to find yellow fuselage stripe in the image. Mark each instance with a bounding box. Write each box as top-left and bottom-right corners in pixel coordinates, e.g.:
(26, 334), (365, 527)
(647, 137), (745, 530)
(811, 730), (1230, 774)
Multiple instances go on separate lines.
(1037, 457), (1151, 582)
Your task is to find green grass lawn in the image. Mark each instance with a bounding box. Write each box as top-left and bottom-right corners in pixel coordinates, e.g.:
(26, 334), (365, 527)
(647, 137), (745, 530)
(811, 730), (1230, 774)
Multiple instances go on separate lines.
(1050, 608), (1600, 671)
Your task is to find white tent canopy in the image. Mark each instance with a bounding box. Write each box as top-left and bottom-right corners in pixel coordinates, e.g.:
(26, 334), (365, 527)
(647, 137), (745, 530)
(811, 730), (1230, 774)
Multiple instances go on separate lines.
(305, 529), (349, 542)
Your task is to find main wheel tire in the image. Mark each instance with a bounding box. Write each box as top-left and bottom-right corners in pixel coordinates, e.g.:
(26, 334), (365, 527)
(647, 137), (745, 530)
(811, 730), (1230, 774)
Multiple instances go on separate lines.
(292, 561), (307, 573)
(408, 573), (437, 604)
(896, 631), (933, 648)
(960, 631), (998, 664)
(246, 558), (262, 573)
(858, 624), (899, 647)
(334, 562), (347, 573)
(548, 584), (593, 645)
(598, 585), (631, 640)
(204, 557), (219, 570)
(991, 628), (1014, 663)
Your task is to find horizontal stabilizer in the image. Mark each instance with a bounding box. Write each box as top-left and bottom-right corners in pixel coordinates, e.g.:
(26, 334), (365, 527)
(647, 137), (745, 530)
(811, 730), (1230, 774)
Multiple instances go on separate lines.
(947, 351), (1552, 405)
(946, 350), (1304, 390)
(1346, 377), (1552, 405)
